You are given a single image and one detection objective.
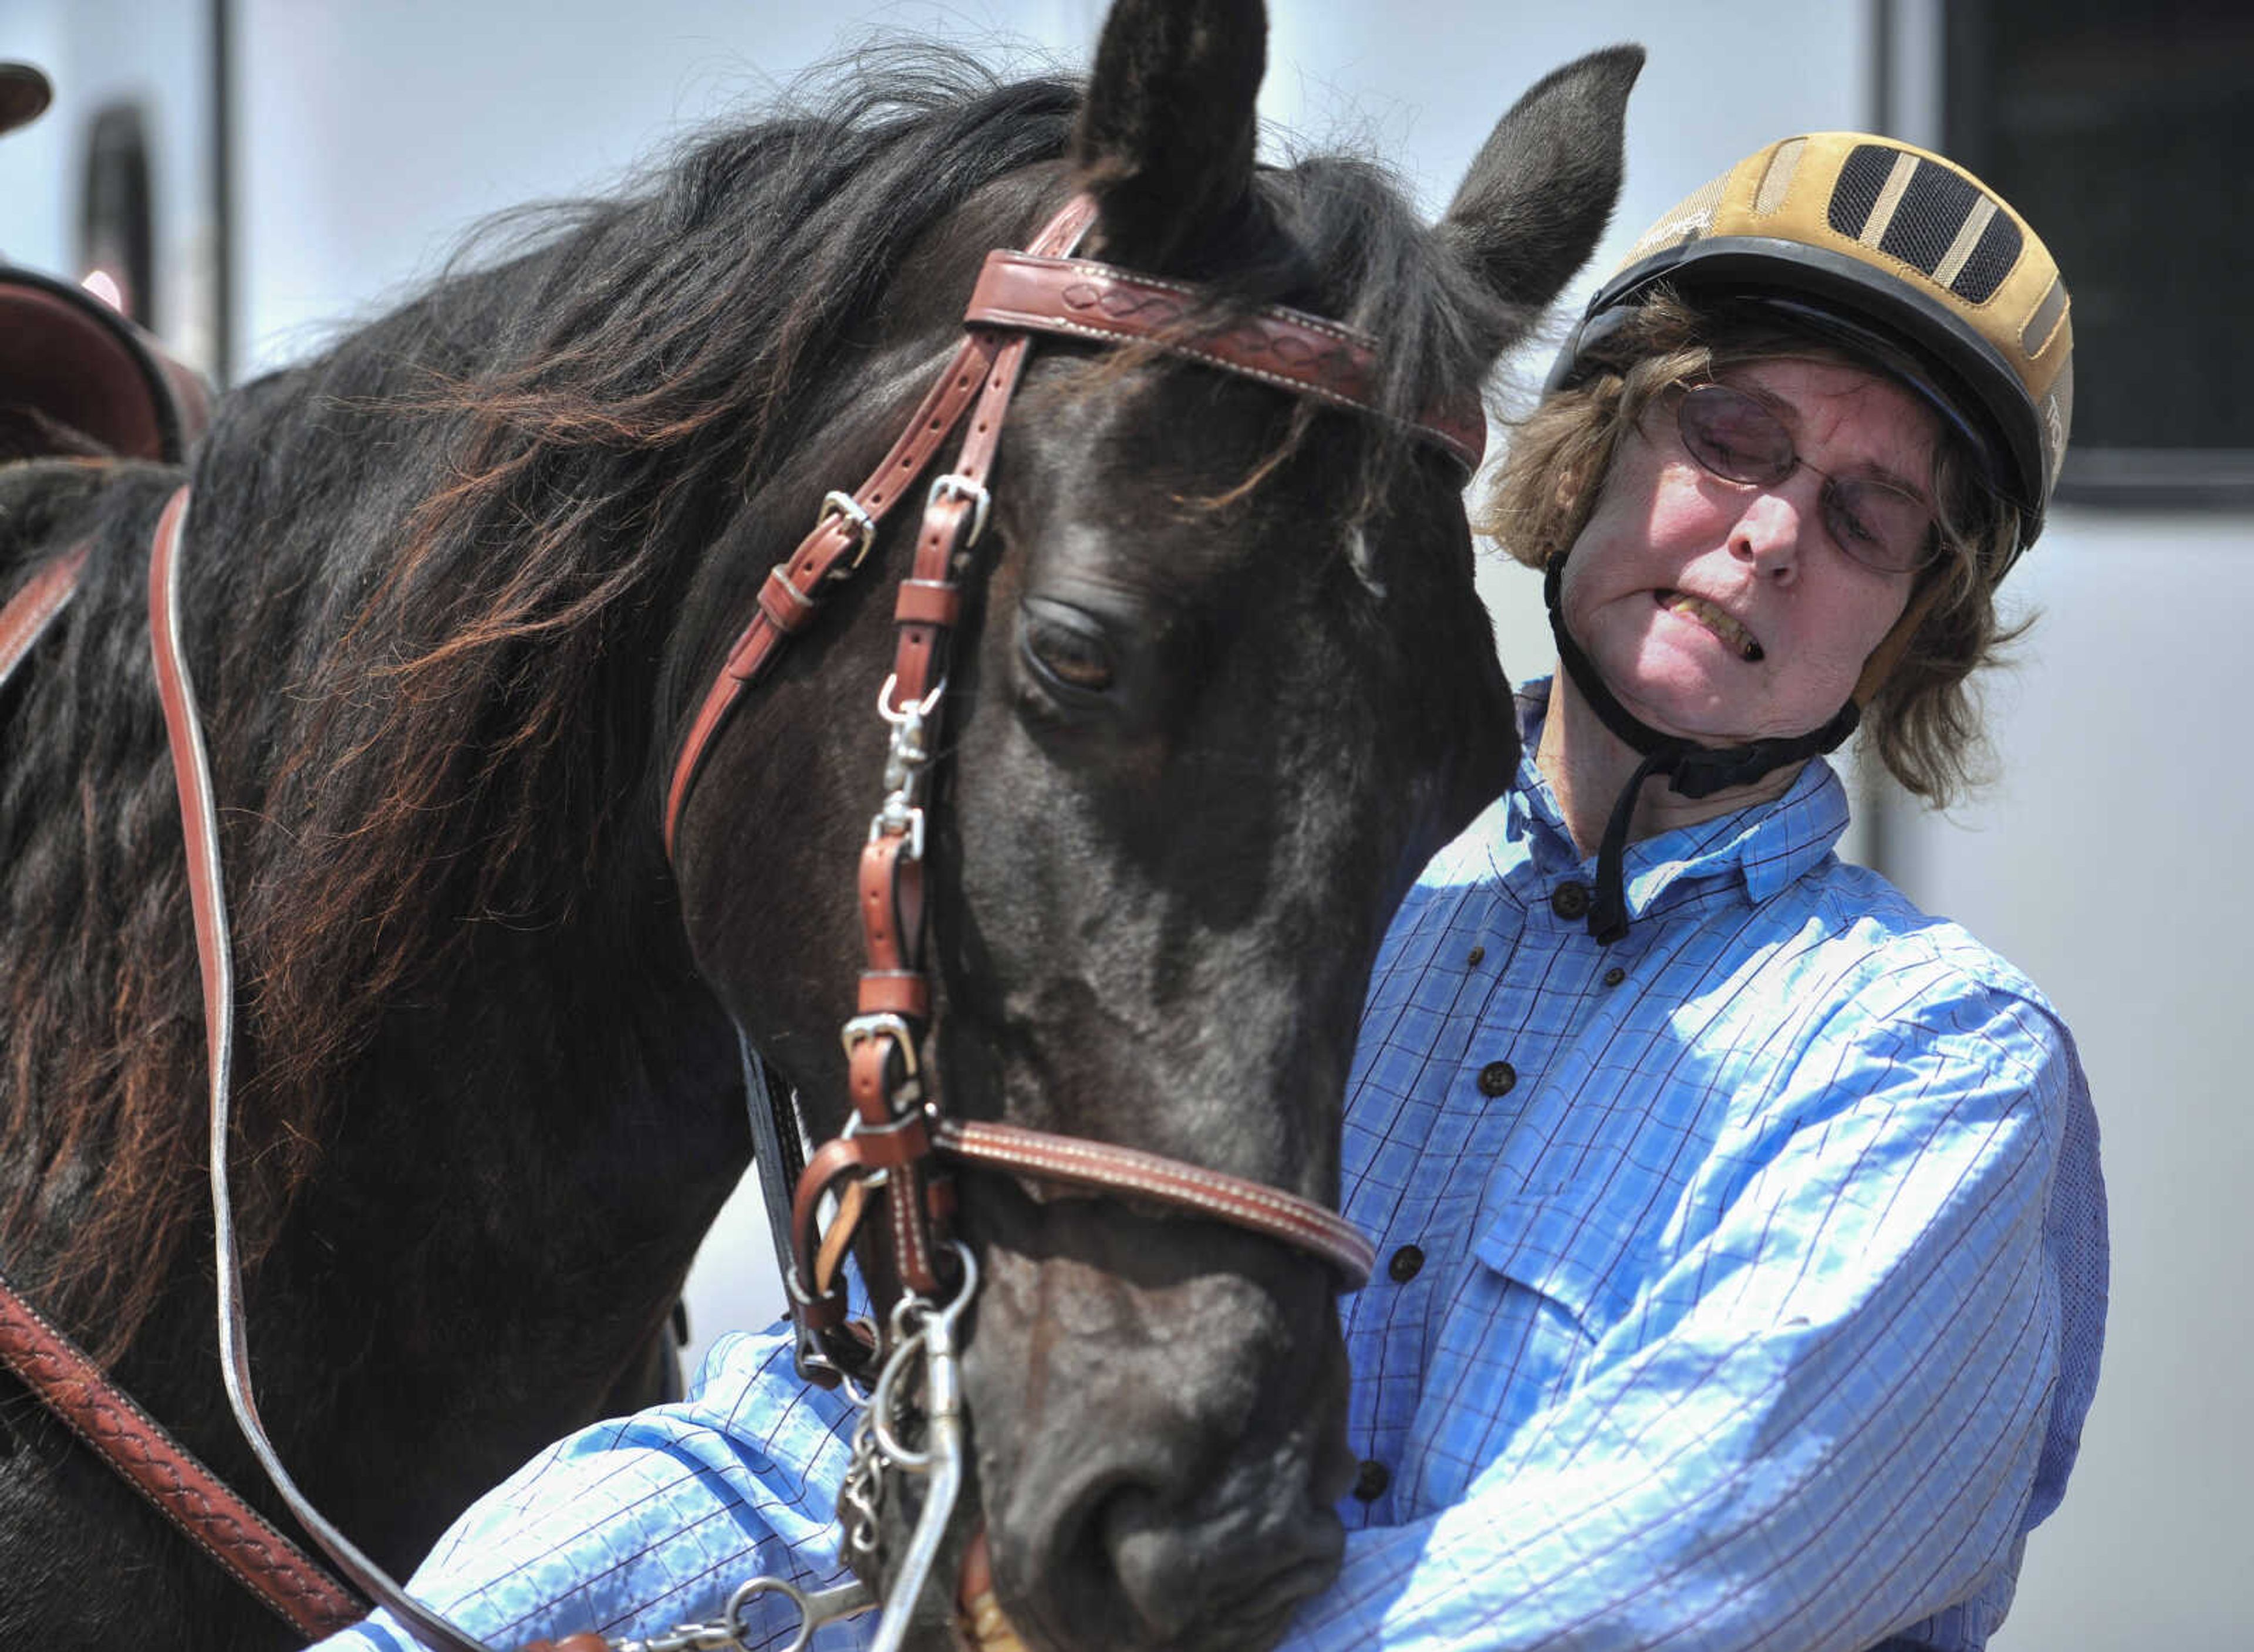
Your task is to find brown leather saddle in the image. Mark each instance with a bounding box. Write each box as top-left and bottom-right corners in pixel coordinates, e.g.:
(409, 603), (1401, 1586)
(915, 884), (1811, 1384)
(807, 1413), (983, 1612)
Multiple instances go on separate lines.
(0, 263), (211, 464)
(1, 58), (208, 465)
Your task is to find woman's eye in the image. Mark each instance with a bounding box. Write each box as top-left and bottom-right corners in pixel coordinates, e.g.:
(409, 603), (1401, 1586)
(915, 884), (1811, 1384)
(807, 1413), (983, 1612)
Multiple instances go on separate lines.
(1021, 605), (1118, 695)
(1833, 504), (1880, 545)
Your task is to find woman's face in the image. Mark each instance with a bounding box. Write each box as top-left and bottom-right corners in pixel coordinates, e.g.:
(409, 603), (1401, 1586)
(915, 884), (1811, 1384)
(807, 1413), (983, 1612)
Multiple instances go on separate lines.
(1558, 355), (1937, 746)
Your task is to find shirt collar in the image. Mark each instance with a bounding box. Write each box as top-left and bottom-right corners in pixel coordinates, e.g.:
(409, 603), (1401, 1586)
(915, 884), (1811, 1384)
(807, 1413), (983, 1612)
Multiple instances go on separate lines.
(1503, 678), (1852, 914)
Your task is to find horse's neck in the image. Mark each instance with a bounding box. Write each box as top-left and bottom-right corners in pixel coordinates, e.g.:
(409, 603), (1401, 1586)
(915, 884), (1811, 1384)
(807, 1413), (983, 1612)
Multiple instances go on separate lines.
(106, 913), (751, 1567)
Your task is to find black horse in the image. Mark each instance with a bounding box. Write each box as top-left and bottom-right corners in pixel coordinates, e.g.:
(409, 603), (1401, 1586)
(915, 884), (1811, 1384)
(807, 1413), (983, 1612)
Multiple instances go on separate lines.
(0, 2), (1633, 1646)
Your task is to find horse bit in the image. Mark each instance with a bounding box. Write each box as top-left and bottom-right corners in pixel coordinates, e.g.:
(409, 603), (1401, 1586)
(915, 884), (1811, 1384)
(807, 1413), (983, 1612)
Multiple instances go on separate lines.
(10, 190), (1482, 1652)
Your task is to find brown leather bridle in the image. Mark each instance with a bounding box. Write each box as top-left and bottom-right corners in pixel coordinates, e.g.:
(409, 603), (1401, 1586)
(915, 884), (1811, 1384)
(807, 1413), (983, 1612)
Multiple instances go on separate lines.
(0, 189), (1479, 1651)
(666, 193), (1482, 1389)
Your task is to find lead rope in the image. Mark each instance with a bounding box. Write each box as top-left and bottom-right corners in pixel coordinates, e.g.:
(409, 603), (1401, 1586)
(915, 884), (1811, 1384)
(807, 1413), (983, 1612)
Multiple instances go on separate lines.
(150, 487), (500, 1652)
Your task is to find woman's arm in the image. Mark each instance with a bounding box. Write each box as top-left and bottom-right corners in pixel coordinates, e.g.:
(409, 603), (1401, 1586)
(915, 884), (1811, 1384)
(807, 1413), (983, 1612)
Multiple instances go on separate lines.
(314, 1327), (861, 1652)
(1284, 984), (2103, 1652)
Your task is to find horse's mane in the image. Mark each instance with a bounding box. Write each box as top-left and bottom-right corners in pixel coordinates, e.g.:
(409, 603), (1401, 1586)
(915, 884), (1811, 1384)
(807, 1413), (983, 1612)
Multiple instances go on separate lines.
(0, 48), (1509, 1360)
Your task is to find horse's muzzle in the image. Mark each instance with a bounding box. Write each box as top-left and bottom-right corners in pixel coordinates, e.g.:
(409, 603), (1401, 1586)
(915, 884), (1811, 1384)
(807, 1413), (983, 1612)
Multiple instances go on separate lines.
(961, 1200), (1355, 1652)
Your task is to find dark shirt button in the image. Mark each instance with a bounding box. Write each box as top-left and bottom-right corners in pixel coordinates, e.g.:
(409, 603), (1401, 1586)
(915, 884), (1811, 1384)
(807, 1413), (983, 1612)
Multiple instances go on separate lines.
(1466, 945), (1486, 966)
(1477, 1060), (1517, 1097)
(1387, 1245), (1425, 1283)
(1602, 965), (1627, 987)
(1351, 1458), (1391, 1502)
(1551, 880), (1591, 921)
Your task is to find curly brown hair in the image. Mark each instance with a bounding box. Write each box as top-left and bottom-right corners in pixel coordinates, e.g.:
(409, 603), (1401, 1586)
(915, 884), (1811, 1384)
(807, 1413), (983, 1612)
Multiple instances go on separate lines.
(1479, 290), (2026, 806)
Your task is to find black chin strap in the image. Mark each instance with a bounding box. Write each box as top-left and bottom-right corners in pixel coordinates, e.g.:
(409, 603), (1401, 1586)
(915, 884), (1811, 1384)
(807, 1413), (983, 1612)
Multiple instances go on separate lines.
(1543, 556), (1860, 944)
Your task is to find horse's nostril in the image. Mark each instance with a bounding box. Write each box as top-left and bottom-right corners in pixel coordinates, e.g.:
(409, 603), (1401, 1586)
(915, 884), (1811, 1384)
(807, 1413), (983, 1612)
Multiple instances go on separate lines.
(1100, 1488), (1199, 1643)
(1059, 1481), (1342, 1652)
(1020, 1475), (1148, 1650)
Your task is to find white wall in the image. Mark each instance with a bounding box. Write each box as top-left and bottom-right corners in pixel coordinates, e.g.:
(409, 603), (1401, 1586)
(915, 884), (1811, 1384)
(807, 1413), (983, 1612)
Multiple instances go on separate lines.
(226, 0), (1865, 382)
(1886, 511), (2254, 1650)
(7, 3), (2238, 1644)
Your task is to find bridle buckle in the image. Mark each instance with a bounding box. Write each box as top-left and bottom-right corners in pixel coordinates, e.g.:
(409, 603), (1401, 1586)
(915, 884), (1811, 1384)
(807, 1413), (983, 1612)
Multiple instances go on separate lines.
(926, 472), (991, 548)
(841, 1012), (920, 1080)
(817, 489), (880, 575)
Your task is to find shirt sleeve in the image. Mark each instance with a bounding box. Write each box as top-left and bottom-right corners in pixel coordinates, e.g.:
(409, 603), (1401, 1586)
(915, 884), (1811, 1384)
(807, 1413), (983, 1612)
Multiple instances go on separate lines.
(1281, 978), (2094, 1652)
(306, 1326), (866, 1652)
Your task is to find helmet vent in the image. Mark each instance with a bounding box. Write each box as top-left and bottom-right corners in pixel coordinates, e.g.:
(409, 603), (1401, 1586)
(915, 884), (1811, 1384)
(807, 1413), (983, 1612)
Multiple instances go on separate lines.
(1946, 207), (2024, 304)
(1753, 137), (1806, 214)
(1826, 143), (1899, 240)
(1829, 142), (2026, 306)
(1875, 154), (1980, 272)
(1931, 198), (2001, 290)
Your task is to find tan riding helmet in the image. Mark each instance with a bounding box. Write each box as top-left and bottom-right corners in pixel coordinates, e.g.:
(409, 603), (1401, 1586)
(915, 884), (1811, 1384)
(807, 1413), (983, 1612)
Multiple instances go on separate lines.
(1549, 131), (2073, 579)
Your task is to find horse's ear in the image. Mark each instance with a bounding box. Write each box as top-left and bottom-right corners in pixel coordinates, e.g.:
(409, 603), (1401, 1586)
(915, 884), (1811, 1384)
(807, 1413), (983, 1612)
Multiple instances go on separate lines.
(1071, 0), (1266, 271)
(1441, 45), (1644, 317)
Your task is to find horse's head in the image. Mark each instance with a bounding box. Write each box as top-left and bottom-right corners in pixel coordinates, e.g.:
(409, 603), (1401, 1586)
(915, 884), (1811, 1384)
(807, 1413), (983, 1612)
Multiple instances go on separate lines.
(669, 4), (1634, 1646)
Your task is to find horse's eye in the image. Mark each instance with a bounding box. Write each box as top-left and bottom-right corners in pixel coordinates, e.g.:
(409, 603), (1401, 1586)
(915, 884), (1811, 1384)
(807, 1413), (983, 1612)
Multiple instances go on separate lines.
(1020, 601), (1118, 697)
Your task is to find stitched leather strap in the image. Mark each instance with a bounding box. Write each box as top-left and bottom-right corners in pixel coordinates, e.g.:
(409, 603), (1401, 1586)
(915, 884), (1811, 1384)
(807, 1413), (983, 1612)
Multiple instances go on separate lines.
(0, 540), (89, 697)
(964, 251), (1487, 471)
(662, 199), (1101, 854)
(932, 1120), (1375, 1288)
(0, 1264), (365, 1639)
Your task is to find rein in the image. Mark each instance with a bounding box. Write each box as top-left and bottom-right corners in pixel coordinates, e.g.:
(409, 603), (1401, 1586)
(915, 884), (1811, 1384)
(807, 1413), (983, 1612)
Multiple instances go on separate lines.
(0, 190), (1472, 1652)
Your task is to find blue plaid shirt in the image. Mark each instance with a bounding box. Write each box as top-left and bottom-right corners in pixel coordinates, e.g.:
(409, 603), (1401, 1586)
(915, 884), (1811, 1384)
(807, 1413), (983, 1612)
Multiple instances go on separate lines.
(330, 681), (2106, 1652)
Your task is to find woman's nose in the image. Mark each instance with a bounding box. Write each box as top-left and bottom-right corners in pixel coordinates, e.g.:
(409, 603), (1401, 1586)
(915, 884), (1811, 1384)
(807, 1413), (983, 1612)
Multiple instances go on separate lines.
(1729, 484), (1812, 577)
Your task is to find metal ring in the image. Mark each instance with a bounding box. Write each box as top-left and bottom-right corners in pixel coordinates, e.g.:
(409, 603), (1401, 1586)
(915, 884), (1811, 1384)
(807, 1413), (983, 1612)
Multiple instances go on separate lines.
(876, 671), (946, 725)
(723, 1574), (873, 1652)
(869, 1325), (934, 1471)
(866, 1242), (978, 1469)
(932, 1239), (978, 1332)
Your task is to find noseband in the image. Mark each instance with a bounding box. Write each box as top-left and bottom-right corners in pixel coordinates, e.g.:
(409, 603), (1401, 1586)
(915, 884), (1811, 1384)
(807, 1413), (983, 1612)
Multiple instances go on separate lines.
(667, 194), (1480, 1393)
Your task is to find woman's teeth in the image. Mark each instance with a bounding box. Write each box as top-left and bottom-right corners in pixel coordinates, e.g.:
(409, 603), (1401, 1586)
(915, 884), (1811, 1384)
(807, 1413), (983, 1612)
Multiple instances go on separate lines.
(1661, 590), (1763, 661)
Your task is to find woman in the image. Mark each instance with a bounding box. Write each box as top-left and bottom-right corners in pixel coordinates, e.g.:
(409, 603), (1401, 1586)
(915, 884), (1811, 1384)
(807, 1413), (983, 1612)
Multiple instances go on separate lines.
(329, 132), (2104, 1652)
(1299, 130), (2104, 1649)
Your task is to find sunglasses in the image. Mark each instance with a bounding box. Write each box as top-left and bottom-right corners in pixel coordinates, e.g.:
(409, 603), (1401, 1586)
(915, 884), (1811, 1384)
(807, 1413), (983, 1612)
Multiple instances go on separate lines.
(1671, 383), (1948, 576)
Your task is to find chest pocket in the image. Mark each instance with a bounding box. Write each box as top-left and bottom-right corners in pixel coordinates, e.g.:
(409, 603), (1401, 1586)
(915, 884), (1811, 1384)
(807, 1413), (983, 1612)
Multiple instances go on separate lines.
(1472, 1190), (1644, 1346)
(1402, 1191), (1648, 1494)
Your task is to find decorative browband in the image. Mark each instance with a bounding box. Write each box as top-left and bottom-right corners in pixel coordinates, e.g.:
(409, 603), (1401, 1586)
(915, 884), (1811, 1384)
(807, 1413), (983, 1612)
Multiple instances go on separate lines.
(964, 251), (1488, 472)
